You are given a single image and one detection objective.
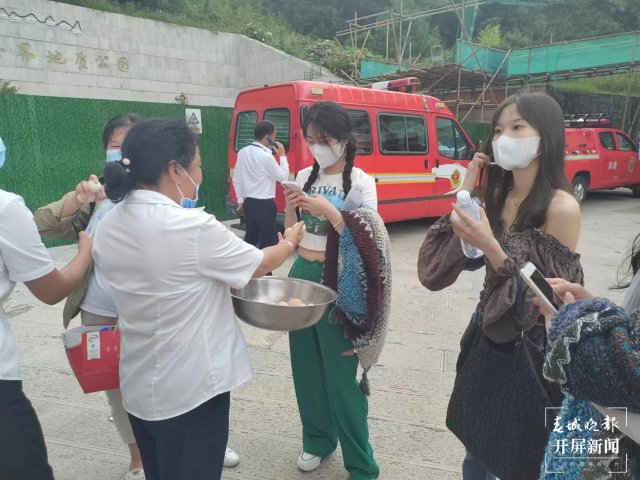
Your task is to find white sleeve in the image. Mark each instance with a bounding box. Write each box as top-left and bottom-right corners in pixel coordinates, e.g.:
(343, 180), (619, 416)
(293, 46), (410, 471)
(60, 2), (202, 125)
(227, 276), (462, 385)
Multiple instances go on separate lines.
(262, 151), (289, 182)
(232, 155), (245, 204)
(196, 216), (264, 289)
(359, 173), (378, 211)
(0, 194), (55, 283)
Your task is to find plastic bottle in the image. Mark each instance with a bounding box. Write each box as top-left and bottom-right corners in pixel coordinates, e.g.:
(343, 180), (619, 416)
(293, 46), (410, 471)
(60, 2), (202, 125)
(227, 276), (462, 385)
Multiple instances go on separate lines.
(456, 190), (484, 259)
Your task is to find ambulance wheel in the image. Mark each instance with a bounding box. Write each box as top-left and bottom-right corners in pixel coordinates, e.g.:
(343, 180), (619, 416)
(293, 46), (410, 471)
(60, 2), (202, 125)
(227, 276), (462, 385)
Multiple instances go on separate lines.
(572, 176), (588, 203)
(632, 187), (640, 198)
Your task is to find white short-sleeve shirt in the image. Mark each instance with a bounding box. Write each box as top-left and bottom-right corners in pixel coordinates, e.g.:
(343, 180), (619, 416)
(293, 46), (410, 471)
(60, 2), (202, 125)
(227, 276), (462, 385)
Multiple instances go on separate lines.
(93, 190), (263, 421)
(0, 190), (55, 380)
(295, 166), (377, 252)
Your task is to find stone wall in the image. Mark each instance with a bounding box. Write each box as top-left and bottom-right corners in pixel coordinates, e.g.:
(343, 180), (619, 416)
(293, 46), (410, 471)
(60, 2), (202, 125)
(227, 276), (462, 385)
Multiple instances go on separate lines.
(0, 0), (338, 107)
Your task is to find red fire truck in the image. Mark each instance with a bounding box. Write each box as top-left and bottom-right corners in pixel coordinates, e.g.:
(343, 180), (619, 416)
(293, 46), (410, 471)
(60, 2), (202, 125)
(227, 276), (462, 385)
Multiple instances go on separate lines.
(564, 114), (640, 201)
(227, 79), (476, 223)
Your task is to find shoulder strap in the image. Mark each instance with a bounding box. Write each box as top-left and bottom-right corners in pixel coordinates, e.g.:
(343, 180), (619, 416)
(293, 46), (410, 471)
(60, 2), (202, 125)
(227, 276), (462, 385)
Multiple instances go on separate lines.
(514, 272), (525, 336)
(514, 272), (557, 404)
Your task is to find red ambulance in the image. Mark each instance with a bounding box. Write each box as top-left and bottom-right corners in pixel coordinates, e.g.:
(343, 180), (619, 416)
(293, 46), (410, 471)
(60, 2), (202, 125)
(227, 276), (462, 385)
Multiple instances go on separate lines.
(227, 79), (476, 224)
(564, 114), (640, 201)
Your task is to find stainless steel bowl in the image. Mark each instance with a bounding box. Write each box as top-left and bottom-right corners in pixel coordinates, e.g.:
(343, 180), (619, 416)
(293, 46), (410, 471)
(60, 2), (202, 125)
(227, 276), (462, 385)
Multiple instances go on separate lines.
(230, 276), (337, 331)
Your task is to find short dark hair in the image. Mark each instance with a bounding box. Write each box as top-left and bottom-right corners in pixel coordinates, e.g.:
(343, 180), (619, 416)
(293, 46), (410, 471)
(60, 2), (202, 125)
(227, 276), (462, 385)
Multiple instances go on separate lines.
(102, 113), (142, 149)
(103, 119), (198, 203)
(254, 120), (275, 140)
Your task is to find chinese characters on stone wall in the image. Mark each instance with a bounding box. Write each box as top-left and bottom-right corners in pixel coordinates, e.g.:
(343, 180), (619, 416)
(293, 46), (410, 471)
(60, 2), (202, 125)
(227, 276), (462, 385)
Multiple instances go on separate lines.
(6, 41), (130, 73)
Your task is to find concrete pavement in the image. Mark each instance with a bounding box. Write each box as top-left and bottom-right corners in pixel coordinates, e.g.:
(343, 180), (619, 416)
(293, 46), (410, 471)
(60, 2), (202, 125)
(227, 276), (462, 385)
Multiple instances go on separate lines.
(6, 189), (640, 480)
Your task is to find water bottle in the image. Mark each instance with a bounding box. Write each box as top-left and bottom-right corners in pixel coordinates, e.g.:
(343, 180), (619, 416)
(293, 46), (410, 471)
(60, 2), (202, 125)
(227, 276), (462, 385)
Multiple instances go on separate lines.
(456, 190), (484, 259)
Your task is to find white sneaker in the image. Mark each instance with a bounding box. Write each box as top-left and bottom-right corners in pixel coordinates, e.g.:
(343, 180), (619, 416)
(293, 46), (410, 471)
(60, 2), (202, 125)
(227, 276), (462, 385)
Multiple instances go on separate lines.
(124, 469), (145, 480)
(224, 447), (240, 468)
(297, 452), (321, 472)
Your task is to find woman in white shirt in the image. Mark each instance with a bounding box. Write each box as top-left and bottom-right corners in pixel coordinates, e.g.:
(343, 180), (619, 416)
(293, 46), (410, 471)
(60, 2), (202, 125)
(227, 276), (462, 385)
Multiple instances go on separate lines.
(92, 118), (303, 480)
(0, 188), (92, 479)
(283, 102), (380, 479)
(34, 113), (150, 479)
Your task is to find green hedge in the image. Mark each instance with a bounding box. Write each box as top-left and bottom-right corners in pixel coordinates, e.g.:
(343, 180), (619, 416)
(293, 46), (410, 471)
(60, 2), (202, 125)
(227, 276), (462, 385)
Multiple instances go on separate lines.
(0, 94), (233, 245)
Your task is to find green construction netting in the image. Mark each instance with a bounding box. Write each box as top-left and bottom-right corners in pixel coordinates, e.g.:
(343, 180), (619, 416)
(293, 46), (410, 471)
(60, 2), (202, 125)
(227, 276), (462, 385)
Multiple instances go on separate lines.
(456, 41), (509, 75)
(360, 60), (409, 80)
(456, 31), (640, 78)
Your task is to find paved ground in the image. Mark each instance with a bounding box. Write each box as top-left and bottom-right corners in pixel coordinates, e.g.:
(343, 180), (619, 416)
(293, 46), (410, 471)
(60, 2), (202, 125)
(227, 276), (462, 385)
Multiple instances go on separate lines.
(6, 189), (640, 480)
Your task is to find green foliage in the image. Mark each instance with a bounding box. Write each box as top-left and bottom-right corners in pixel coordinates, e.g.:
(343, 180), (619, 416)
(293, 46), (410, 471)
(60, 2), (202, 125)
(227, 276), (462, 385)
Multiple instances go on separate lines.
(54, 0), (640, 84)
(241, 23), (274, 45)
(553, 74), (640, 97)
(58, 0), (312, 59)
(477, 24), (501, 48)
(306, 39), (383, 79)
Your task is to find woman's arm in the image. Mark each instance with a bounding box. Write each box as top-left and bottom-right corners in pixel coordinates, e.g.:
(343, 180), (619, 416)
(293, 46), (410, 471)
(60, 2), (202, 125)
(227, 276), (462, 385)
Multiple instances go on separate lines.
(24, 233), (93, 304)
(417, 214), (485, 291)
(451, 204), (508, 271)
(284, 188), (299, 230)
(295, 195), (346, 235)
(252, 223), (304, 278)
(2, 194), (93, 305)
(34, 175), (106, 241)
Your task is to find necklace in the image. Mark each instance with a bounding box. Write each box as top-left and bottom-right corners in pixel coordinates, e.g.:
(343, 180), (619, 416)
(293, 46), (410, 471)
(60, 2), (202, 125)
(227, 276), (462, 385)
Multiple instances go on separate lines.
(508, 191), (524, 207)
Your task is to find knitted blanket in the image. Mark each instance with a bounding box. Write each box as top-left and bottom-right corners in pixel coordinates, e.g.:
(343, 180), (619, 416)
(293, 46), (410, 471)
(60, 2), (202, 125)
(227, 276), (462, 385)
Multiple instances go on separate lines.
(542, 298), (640, 479)
(323, 207), (392, 395)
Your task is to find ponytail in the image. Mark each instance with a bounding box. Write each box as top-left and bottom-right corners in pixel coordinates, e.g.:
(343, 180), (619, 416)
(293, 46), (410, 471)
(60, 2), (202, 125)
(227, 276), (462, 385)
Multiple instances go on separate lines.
(103, 160), (136, 203)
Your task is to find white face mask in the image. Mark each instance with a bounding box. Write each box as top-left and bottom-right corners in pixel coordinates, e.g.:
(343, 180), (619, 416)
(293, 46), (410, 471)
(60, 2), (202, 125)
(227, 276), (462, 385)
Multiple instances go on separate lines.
(309, 143), (345, 169)
(492, 135), (541, 171)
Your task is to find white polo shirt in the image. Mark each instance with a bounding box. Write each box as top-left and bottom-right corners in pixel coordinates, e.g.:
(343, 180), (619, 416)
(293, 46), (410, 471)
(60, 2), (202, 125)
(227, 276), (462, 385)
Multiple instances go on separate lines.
(232, 142), (289, 203)
(0, 190), (55, 380)
(93, 190), (263, 421)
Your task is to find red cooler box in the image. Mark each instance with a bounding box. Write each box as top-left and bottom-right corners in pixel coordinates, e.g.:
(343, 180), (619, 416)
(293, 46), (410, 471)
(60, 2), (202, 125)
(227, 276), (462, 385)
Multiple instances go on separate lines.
(63, 325), (120, 393)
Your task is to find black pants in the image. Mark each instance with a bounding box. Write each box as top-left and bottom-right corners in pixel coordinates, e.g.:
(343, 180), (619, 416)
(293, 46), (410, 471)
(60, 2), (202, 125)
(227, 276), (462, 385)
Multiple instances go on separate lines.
(243, 197), (278, 249)
(128, 392), (230, 480)
(0, 380), (54, 480)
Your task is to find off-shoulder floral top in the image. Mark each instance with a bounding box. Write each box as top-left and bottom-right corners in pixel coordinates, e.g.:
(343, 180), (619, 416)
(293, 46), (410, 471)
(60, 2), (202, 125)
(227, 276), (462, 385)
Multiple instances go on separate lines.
(417, 215), (584, 343)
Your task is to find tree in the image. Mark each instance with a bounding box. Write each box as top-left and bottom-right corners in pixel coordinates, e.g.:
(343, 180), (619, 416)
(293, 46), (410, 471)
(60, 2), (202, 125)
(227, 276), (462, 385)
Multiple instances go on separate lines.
(477, 24), (501, 48)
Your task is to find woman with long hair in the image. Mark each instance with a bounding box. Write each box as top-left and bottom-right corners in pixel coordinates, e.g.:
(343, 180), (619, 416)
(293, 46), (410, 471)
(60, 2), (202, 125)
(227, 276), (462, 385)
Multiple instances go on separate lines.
(284, 101), (390, 480)
(418, 92), (583, 479)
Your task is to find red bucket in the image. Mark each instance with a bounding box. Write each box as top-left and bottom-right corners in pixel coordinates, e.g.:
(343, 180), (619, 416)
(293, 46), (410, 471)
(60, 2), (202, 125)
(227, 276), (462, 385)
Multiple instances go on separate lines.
(63, 326), (120, 393)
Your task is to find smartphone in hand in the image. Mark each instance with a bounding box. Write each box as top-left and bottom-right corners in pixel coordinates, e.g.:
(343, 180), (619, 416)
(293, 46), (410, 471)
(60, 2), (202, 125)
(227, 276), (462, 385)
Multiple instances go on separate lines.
(266, 134), (277, 153)
(281, 181), (305, 195)
(519, 262), (564, 313)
